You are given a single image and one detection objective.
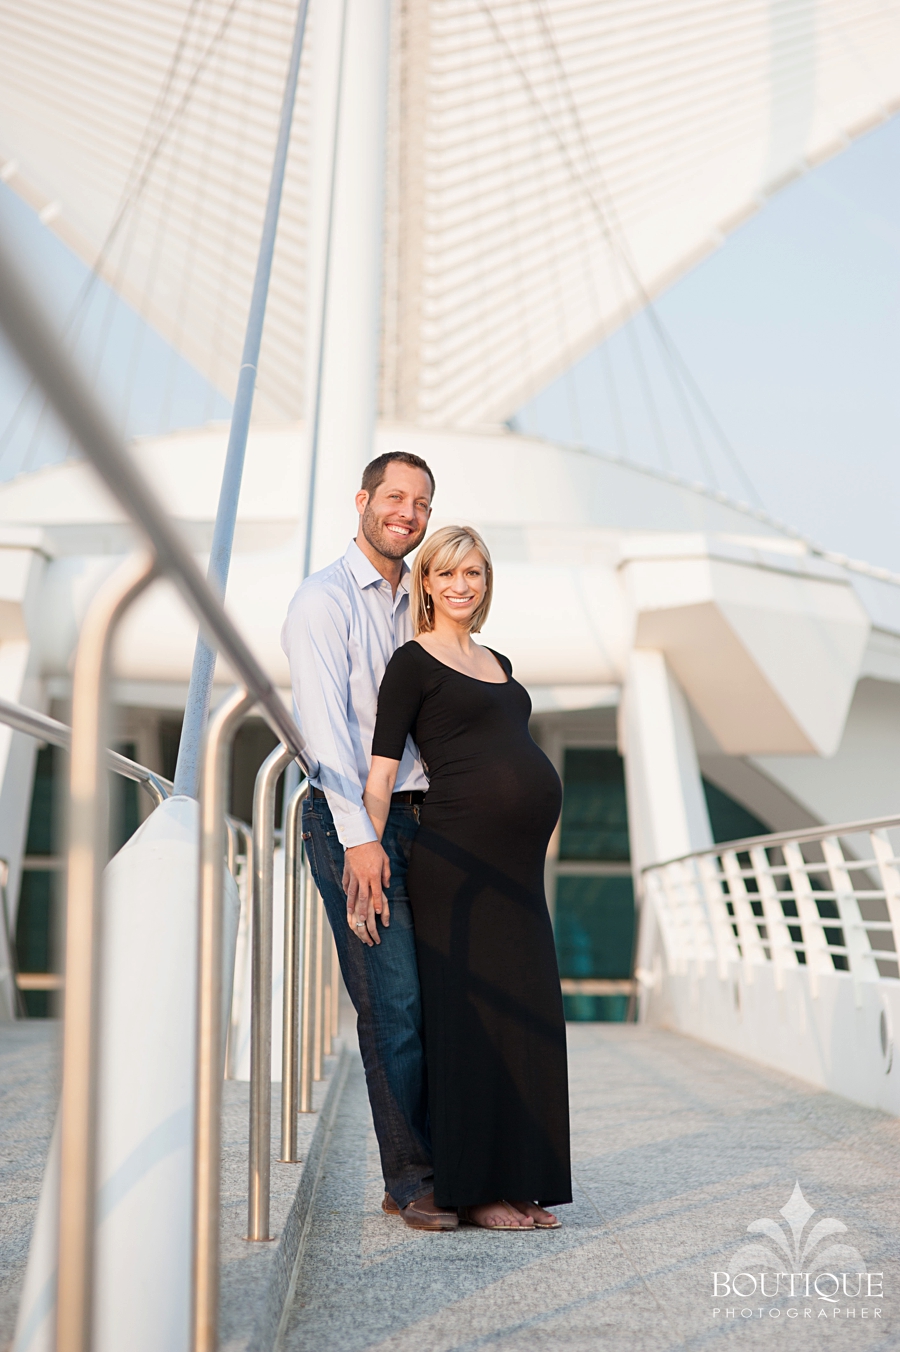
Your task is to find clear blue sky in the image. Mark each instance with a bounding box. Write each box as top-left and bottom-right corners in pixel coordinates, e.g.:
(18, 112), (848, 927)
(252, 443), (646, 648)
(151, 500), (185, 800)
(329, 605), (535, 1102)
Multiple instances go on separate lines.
(0, 181), (230, 479)
(0, 115), (898, 569)
(516, 115), (900, 572)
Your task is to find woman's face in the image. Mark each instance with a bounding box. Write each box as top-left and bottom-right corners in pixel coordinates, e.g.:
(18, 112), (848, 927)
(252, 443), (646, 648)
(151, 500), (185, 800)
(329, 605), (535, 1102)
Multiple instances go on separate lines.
(424, 548), (488, 629)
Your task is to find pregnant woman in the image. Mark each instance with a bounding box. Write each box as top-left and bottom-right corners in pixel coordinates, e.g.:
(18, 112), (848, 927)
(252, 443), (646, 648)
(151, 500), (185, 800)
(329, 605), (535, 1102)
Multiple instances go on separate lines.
(363, 525), (571, 1231)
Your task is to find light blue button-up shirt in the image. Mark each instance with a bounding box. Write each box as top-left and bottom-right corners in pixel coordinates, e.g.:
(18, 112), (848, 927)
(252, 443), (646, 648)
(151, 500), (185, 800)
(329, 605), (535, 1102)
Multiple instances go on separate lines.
(280, 539), (428, 848)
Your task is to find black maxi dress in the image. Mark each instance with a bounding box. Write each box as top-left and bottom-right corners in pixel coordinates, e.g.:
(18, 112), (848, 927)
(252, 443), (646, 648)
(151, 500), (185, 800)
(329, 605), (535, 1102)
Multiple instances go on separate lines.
(372, 640), (571, 1209)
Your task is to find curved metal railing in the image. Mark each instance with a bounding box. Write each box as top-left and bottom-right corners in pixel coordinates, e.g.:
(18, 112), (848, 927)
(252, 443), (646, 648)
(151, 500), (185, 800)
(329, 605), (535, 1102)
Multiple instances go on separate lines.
(642, 812), (900, 997)
(0, 694), (174, 1015)
(0, 694), (172, 805)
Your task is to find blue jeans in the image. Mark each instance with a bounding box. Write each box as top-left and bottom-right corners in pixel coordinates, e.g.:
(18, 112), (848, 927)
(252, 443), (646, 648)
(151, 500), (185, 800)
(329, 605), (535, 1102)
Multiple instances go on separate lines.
(301, 796), (433, 1207)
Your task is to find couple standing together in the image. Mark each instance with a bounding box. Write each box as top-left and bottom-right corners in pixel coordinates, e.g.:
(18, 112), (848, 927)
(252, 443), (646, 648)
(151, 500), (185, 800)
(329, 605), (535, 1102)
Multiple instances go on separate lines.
(281, 451), (571, 1232)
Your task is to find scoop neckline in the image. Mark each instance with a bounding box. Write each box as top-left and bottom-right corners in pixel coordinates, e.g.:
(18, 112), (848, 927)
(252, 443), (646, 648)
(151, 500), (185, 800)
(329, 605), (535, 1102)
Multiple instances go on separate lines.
(412, 640), (510, 686)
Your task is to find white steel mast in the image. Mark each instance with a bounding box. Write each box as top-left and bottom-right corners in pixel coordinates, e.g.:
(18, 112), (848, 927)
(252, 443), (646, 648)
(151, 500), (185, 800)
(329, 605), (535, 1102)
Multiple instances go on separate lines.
(303, 0), (392, 576)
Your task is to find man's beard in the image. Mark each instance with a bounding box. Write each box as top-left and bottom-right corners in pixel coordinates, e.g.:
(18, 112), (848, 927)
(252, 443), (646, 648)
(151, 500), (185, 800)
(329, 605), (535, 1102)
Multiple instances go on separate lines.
(361, 505), (425, 560)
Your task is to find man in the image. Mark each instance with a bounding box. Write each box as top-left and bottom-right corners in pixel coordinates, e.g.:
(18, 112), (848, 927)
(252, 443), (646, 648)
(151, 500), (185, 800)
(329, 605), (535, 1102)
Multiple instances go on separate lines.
(281, 450), (457, 1231)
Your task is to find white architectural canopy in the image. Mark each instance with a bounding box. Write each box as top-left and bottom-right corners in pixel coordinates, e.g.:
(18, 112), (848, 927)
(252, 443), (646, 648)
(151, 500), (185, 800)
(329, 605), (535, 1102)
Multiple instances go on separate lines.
(1, 0), (898, 429)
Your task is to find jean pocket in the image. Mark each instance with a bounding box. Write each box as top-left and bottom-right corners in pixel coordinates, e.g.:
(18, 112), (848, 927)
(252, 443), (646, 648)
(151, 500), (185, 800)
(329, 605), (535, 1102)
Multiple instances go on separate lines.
(306, 826), (344, 896)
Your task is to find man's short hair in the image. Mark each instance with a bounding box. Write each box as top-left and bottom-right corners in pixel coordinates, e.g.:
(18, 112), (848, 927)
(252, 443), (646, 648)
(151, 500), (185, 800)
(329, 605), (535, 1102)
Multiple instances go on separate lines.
(361, 451), (435, 499)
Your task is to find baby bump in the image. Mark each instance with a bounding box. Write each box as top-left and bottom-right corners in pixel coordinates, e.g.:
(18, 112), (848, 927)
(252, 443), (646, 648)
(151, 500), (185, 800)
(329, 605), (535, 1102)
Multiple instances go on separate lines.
(428, 743), (560, 837)
(412, 753), (561, 902)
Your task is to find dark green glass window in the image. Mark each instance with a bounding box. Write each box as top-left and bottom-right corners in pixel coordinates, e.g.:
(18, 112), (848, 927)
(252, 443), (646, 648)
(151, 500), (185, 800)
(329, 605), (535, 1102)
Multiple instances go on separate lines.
(230, 720), (281, 825)
(18, 746), (63, 1016)
(25, 745), (60, 857)
(160, 716), (282, 825)
(555, 875), (635, 979)
(702, 779), (770, 845)
(555, 875), (635, 1023)
(15, 870), (59, 1017)
(558, 748), (629, 861)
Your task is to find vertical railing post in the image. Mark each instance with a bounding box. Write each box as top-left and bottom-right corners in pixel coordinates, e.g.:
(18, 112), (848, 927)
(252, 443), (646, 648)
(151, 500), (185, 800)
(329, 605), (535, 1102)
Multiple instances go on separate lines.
(721, 849), (766, 981)
(697, 852), (737, 980)
(281, 779), (308, 1161)
(56, 552), (157, 1352)
(299, 869), (318, 1112)
(192, 686), (253, 1352)
(751, 845), (798, 987)
(822, 835), (879, 1001)
(247, 743), (293, 1242)
(240, 823), (254, 928)
(872, 829), (900, 960)
(783, 840), (829, 998)
(330, 936), (341, 1046)
(225, 818), (239, 878)
(313, 893), (326, 1081)
(322, 911), (334, 1059)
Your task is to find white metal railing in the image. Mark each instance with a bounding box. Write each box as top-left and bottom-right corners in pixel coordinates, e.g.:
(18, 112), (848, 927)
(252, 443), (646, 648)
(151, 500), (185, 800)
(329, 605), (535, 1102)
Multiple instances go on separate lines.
(642, 813), (900, 1002)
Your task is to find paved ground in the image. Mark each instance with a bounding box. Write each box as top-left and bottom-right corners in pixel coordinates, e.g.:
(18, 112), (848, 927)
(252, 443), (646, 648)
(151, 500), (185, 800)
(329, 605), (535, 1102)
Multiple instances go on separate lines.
(220, 1051), (342, 1352)
(282, 1025), (900, 1352)
(5, 1023), (900, 1351)
(0, 1022), (58, 1349)
(0, 1018), (341, 1352)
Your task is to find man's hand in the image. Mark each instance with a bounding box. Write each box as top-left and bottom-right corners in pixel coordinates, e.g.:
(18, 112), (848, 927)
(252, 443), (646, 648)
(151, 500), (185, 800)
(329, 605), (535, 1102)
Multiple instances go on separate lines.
(343, 841), (391, 945)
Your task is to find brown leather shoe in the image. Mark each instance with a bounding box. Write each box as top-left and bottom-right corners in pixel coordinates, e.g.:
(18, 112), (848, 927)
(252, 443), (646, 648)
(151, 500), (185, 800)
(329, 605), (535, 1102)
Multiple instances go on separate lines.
(384, 1190), (458, 1231)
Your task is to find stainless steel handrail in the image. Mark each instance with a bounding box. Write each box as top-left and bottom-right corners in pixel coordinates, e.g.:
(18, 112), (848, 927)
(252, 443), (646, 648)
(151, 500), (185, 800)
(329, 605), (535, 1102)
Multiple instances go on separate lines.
(299, 866), (318, 1114)
(0, 234), (311, 776)
(0, 697), (261, 857)
(313, 892), (326, 1083)
(56, 553), (158, 1352)
(281, 779), (308, 1161)
(330, 938), (340, 1046)
(0, 694), (172, 805)
(193, 686), (253, 1352)
(247, 744), (294, 1242)
(0, 236), (310, 1352)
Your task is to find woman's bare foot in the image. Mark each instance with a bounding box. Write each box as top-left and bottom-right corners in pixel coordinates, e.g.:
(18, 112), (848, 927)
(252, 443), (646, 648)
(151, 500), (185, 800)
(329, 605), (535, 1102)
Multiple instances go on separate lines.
(509, 1200), (560, 1227)
(465, 1200), (535, 1229)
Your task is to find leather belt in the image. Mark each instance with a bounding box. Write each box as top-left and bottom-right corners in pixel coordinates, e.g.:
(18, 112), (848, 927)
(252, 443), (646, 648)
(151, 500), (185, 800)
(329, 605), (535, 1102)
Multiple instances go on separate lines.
(311, 787), (425, 806)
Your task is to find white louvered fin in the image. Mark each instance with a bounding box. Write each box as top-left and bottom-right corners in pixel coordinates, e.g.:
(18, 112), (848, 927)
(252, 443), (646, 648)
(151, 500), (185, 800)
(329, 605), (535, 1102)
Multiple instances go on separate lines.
(1, 1), (898, 430)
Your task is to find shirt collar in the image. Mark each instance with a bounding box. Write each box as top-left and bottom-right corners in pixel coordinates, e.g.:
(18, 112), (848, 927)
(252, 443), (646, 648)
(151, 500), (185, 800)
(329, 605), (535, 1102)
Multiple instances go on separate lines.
(344, 538), (411, 593)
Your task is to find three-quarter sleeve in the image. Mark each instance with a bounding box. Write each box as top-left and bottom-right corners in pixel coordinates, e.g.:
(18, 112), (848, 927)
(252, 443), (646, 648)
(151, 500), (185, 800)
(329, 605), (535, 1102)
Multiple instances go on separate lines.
(372, 645), (425, 761)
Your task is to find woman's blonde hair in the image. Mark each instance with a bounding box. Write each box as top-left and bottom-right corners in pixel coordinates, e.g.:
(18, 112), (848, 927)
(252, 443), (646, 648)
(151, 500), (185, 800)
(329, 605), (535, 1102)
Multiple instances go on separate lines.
(410, 525), (493, 635)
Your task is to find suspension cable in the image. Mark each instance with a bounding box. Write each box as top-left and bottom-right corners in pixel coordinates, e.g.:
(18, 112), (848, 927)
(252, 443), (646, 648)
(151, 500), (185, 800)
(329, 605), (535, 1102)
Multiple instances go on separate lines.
(0, 0), (243, 472)
(478, 0), (762, 503)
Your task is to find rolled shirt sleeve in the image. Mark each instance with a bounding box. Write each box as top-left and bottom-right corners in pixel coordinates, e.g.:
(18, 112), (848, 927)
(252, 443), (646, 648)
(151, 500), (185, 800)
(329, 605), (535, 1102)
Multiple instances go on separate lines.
(281, 583), (379, 849)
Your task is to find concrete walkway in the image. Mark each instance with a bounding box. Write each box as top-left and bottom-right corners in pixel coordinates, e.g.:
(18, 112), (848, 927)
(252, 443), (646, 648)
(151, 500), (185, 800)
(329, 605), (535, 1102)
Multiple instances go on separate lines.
(0, 1018), (344, 1352)
(0, 1021), (57, 1349)
(282, 1025), (900, 1352)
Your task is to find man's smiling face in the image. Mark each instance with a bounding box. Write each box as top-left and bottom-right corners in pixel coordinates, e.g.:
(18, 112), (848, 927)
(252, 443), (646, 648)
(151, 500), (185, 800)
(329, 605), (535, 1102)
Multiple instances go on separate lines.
(357, 463), (433, 561)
